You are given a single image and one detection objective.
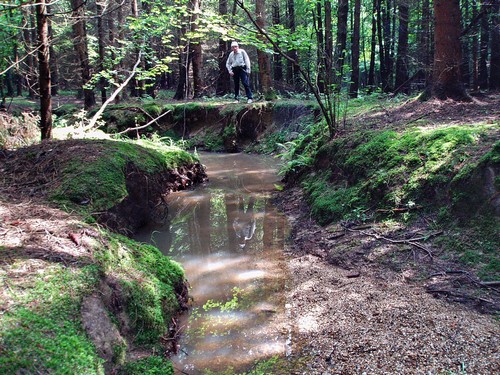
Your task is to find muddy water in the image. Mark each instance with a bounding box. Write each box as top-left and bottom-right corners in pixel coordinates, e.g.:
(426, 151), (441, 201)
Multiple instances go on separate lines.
(134, 152), (290, 374)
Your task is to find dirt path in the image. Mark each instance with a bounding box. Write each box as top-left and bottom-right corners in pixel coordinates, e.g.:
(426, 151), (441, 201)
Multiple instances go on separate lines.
(277, 188), (499, 374)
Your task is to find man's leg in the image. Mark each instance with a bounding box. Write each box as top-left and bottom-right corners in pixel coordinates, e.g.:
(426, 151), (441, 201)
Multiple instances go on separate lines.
(240, 71), (253, 100)
(233, 72), (240, 99)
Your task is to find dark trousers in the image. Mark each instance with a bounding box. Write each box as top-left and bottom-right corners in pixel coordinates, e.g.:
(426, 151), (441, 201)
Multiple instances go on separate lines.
(233, 67), (253, 99)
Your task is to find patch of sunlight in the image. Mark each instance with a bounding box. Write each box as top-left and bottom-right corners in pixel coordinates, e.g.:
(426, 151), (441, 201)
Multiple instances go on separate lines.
(297, 314), (319, 333)
(53, 125), (111, 141)
(237, 270), (266, 281)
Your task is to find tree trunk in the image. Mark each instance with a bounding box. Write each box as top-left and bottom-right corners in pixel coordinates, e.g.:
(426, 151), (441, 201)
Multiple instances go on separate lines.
(472, 1), (479, 90)
(376, 0), (387, 91)
(394, 1), (409, 93)
(490, 0), (500, 90)
(47, 4), (58, 96)
(22, 7), (36, 99)
(314, 2), (325, 92)
(368, 0), (377, 91)
(431, 0), (470, 100)
(272, 0), (283, 82)
(35, 0), (52, 140)
(333, 0), (348, 90)
(190, 0), (203, 98)
(478, 0), (489, 89)
(174, 28), (189, 100)
(97, 2), (107, 103)
(349, 0), (361, 97)
(71, 0), (95, 109)
(286, 0), (299, 88)
(256, 0), (274, 99)
(215, 0), (230, 95)
(324, 0), (333, 91)
(461, 0), (472, 87)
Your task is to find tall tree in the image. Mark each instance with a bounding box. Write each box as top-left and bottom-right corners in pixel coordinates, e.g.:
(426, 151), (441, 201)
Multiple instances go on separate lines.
(478, 0), (489, 89)
(272, 0), (283, 82)
(215, 0), (230, 95)
(71, 0), (95, 108)
(430, 0), (470, 100)
(256, 0), (274, 98)
(394, 1), (409, 93)
(190, 0), (203, 98)
(367, 0), (377, 91)
(22, 7), (36, 98)
(349, 0), (361, 97)
(286, 0), (299, 88)
(333, 0), (348, 90)
(490, 0), (500, 89)
(35, 0), (52, 140)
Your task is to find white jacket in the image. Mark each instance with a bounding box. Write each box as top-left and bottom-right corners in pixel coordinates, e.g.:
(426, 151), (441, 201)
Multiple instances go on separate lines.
(226, 49), (251, 74)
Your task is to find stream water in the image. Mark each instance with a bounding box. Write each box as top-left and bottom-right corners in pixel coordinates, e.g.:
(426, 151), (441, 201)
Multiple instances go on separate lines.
(134, 152), (290, 374)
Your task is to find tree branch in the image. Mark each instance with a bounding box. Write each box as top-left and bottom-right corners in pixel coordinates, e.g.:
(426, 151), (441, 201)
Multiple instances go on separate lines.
(84, 51), (142, 131)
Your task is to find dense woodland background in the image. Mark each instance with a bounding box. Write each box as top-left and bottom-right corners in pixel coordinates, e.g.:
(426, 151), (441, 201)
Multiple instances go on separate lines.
(0, 0), (499, 138)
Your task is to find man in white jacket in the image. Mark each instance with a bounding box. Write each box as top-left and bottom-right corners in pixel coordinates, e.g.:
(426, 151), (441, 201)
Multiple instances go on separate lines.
(226, 41), (253, 103)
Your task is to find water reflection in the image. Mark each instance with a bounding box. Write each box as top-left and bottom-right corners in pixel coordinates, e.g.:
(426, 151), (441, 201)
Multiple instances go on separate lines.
(134, 152), (288, 374)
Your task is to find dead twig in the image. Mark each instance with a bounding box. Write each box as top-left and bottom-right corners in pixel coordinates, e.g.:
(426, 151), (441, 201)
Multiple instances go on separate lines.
(342, 224), (442, 260)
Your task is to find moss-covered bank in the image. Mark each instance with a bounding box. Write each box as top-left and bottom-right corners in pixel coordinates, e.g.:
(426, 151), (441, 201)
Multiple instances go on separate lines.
(284, 102), (499, 282)
(0, 138), (207, 373)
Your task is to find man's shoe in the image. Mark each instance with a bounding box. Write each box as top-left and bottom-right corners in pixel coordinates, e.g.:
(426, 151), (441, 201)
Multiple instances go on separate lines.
(247, 99), (253, 104)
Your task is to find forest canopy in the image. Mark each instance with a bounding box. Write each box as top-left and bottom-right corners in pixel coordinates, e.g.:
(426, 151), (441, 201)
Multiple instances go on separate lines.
(0, 0), (499, 138)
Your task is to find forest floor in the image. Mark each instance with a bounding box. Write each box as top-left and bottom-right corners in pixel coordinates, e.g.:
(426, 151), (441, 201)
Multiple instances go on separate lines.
(274, 93), (500, 374)
(1, 93), (499, 374)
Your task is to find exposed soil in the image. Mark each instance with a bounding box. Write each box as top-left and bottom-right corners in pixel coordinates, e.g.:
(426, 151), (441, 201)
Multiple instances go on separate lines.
(274, 94), (500, 374)
(1, 94), (499, 373)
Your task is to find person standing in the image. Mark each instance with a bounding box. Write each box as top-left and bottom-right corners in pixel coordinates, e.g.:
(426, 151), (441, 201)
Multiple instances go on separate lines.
(226, 41), (253, 103)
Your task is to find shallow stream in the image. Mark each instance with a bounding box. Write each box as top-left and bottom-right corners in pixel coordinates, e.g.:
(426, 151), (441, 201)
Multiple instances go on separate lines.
(134, 152), (290, 374)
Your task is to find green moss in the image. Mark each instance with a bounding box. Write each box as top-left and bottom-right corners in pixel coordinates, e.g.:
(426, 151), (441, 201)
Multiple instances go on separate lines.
(0, 265), (104, 374)
(99, 234), (184, 345)
(50, 139), (197, 213)
(304, 125), (496, 223)
(119, 356), (174, 375)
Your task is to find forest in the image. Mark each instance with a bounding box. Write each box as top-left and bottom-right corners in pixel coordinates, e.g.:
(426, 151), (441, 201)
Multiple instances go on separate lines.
(0, 0), (499, 374)
(0, 0), (499, 138)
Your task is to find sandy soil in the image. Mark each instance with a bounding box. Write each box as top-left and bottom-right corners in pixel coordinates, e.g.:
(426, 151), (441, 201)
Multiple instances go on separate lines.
(276, 185), (499, 374)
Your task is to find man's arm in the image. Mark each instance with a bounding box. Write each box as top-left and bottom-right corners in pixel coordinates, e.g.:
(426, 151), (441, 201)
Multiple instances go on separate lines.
(226, 52), (234, 74)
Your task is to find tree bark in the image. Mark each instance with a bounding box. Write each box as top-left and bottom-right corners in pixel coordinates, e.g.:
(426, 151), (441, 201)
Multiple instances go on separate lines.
(367, 0), (377, 91)
(71, 0), (95, 109)
(314, 2), (325, 92)
(215, 0), (230, 95)
(286, 0), (300, 88)
(272, 0), (283, 82)
(349, 0), (361, 97)
(190, 0), (203, 98)
(22, 7), (36, 99)
(478, 0), (489, 89)
(431, 0), (470, 100)
(394, 1), (409, 93)
(490, 0), (500, 90)
(97, 2), (107, 103)
(35, 0), (52, 140)
(256, 0), (274, 98)
(333, 0), (348, 90)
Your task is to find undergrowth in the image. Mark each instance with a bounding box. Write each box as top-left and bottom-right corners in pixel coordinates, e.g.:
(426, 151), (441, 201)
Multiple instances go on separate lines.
(289, 121), (498, 280)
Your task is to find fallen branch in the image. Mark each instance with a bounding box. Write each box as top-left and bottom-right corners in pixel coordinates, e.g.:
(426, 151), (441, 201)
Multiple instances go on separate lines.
(342, 224), (441, 260)
(84, 51), (143, 131)
(113, 110), (172, 136)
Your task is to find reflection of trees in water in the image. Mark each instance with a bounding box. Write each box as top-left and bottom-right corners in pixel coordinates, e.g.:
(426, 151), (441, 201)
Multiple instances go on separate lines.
(156, 189), (286, 256)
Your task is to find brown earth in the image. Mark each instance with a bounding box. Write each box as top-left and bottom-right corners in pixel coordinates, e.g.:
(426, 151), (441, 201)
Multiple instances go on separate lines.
(1, 94), (499, 373)
(275, 94), (500, 374)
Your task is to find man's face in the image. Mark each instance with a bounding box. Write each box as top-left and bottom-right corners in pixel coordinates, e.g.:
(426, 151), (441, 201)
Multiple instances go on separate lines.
(232, 45), (239, 53)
